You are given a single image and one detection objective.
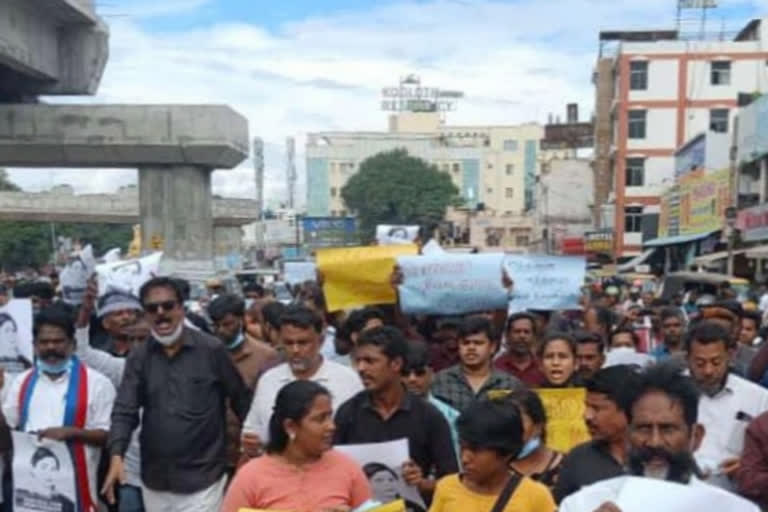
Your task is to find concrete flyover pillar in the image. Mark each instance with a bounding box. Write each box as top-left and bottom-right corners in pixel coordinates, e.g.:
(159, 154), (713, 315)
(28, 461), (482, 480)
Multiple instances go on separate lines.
(214, 226), (245, 271)
(0, 104), (249, 280)
(139, 165), (214, 277)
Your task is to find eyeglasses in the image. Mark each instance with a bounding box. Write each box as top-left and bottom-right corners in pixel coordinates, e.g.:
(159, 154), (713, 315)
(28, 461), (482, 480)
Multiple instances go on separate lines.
(402, 367), (428, 377)
(143, 300), (178, 314)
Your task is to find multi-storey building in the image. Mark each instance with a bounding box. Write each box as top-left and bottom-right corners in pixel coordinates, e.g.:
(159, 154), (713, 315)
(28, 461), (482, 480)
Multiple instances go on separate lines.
(306, 112), (543, 218)
(595, 18), (768, 257)
(305, 112), (546, 248)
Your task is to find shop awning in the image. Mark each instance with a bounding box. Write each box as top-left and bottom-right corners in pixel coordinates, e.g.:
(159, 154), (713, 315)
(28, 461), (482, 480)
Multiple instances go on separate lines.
(643, 231), (717, 248)
(746, 244), (768, 259)
(617, 248), (656, 273)
(693, 250), (746, 266)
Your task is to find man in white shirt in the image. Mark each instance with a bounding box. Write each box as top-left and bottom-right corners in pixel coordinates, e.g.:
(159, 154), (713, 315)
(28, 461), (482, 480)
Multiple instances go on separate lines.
(684, 321), (768, 490)
(241, 304), (362, 457)
(560, 363), (759, 512)
(2, 305), (116, 508)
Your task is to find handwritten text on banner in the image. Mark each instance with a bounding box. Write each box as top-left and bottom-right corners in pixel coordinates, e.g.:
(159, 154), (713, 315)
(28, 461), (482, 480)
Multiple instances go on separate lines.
(397, 253), (508, 315)
(504, 255), (585, 310)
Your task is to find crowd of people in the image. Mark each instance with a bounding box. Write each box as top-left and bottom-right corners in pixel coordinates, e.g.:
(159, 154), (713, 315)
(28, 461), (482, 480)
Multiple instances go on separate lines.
(0, 268), (768, 511)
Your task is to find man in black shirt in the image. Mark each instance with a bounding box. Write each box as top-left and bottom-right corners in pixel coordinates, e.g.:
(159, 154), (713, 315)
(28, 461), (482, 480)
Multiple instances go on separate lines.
(103, 277), (250, 512)
(334, 326), (458, 501)
(554, 365), (640, 503)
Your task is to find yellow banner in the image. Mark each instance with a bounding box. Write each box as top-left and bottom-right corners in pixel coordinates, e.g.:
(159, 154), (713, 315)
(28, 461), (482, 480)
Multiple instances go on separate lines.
(536, 388), (590, 453)
(317, 245), (418, 312)
(365, 501), (406, 512)
(679, 168), (730, 236)
(658, 190), (670, 239)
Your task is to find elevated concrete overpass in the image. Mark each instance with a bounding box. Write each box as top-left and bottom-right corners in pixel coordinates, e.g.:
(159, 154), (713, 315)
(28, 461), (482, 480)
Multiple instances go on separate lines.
(0, 0), (252, 279)
(0, 0), (108, 100)
(0, 185), (258, 226)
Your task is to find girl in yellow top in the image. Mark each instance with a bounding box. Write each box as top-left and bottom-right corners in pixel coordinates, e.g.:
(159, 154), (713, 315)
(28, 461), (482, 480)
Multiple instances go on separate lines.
(428, 397), (556, 512)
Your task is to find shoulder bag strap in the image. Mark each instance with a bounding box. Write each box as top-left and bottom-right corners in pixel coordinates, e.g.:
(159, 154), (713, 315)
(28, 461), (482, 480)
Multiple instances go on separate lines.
(490, 473), (523, 512)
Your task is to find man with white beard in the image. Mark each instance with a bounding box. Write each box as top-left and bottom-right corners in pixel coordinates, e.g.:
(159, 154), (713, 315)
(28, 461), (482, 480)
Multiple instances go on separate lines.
(560, 364), (758, 512)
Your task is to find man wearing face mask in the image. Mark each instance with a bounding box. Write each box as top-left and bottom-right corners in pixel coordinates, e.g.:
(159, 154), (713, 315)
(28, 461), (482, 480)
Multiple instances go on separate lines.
(2, 305), (116, 511)
(103, 277), (251, 512)
(560, 364), (759, 512)
(207, 294), (279, 472)
(240, 304), (362, 459)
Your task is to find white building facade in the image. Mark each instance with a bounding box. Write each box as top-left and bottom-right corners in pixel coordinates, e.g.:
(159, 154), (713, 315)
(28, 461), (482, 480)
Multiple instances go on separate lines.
(608, 18), (768, 256)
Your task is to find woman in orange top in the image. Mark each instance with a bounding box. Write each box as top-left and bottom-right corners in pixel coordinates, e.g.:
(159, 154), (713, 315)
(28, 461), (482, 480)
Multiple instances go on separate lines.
(221, 380), (372, 512)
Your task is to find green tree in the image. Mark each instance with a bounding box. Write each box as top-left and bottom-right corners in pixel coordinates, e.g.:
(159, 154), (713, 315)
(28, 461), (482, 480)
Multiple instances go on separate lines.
(341, 149), (460, 242)
(0, 169), (21, 192)
(0, 173), (132, 270)
(0, 222), (132, 271)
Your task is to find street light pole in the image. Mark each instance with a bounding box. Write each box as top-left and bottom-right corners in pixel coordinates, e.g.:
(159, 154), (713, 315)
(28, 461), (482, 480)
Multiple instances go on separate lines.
(725, 206), (737, 275)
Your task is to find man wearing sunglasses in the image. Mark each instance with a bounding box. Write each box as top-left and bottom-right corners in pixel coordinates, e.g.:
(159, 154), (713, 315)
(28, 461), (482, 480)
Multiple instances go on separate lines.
(104, 277), (250, 512)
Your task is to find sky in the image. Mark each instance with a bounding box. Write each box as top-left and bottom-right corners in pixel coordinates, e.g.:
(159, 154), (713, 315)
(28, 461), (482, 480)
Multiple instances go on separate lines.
(9, 0), (768, 208)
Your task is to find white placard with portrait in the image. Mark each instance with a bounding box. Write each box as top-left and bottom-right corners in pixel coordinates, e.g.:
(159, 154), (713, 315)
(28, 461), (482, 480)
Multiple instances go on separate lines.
(12, 431), (77, 512)
(0, 299), (33, 375)
(335, 438), (426, 512)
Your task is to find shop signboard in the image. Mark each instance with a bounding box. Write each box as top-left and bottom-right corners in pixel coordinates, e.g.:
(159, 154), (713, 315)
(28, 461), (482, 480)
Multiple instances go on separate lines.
(738, 203), (768, 241)
(584, 230), (613, 254)
(678, 169), (730, 236)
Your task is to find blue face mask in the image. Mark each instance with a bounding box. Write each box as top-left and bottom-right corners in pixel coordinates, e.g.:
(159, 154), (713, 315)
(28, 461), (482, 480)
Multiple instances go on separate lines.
(227, 331), (245, 351)
(36, 357), (72, 375)
(517, 437), (541, 459)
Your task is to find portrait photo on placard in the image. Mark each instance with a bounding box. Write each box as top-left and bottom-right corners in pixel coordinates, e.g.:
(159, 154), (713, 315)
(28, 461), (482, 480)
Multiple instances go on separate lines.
(0, 299), (33, 375)
(336, 438), (426, 512)
(59, 245), (95, 306)
(12, 431), (77, 512)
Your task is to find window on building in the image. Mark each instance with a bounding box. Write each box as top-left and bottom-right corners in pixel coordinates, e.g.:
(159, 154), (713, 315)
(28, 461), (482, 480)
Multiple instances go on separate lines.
(629, 61), (648, 90)
(625, 158), (645, 187)
(711, 61), (731, 85)
(331, 210), (338, 217)
(441, 163), (450, 173)
(710, 108), (729, 133)
(515, 235), (530, 247)
(506, 164), (514, 175)
(628, 110), (646, 139)
(452, 162), (461, 173)
(339, 162), (355, 175)
(487, 163), (493, 169)
(340, 210), (347, 217)
(503, 140), (519, 151)
(624, 206), (643, 233)
(505, 187), (514, 199)
(330, 187), (337, 197)
(487, 187), (493, 195)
